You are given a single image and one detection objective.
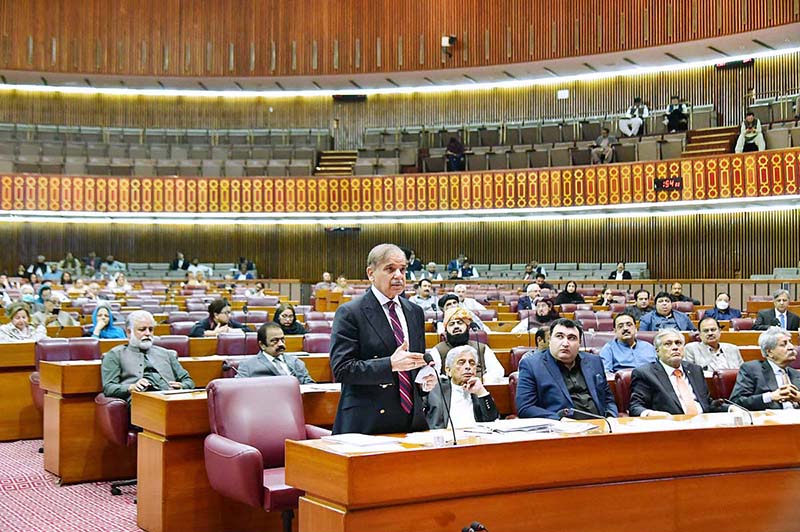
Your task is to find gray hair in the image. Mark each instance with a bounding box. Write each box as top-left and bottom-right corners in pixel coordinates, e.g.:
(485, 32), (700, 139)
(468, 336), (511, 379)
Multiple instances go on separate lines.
(773, 289), (790, 300)
(653, 327), (684, 350)
(127, 310), (155, 331)
(454, 284), (467, 292)
(366, 243), (404, 269)
(759, 326), (790, 358)
(444, 345), (478, 370)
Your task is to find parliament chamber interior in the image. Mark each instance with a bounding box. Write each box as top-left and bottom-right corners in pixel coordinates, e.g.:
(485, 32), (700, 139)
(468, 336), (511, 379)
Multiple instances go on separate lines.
(1, 1), (800, 531)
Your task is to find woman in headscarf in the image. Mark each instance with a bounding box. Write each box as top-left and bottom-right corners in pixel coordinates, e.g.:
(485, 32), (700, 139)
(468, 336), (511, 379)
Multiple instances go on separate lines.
(0, 302), (48, 343)
(89, 305), (127, 339)
(554, 280), (586, 306)
(272, 303), (307, 335)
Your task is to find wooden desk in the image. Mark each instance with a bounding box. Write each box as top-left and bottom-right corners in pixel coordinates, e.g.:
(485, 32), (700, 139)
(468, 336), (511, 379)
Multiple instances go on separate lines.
(130, 383), (512, 532)
(0, 342), (40, 441)
(285, 415), (800, 532)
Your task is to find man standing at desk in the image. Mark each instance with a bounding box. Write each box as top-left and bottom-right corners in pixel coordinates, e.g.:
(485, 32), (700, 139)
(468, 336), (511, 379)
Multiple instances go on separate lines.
(516, 318), (618, 420)
(330, 243), (434, 435)
(101, 310), (194, 401)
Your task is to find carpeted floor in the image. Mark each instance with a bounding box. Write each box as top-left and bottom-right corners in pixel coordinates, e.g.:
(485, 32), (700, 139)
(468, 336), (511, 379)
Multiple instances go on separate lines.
(0, 439), (142, 532)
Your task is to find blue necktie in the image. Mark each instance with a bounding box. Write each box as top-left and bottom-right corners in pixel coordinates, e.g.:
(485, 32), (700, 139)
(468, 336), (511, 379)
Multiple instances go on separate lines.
(780, 314), (787, 329)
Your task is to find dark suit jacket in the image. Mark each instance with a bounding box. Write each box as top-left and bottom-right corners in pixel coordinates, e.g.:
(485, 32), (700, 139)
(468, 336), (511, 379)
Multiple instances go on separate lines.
(629, 361), (714, 416)
(608, 270), (632, 280)
(730, 360), (800, 410)
(330, 289), (428, 435)
(424, 377), (499, 429)
(235, 352), (314, 384)
(169, 259), (189, 271)
(515, 351), (618, 420)
(753, 309), (800, 331)
(517, 296), (534, 311)
(188, 318), (251, 338)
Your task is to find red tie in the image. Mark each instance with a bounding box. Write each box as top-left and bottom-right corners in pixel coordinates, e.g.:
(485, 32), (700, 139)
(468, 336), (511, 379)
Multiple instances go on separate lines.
(387, 301), (413, 414)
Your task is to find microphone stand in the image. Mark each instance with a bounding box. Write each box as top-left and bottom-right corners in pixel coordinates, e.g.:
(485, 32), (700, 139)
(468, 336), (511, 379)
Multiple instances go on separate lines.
(713, 398), (754, 425)
(424, 353), (457, 445)
(557, 407), (613, 433)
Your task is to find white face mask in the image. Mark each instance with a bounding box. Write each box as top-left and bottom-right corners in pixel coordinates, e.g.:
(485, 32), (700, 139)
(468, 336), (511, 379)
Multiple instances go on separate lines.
(716, 300), (729, 310)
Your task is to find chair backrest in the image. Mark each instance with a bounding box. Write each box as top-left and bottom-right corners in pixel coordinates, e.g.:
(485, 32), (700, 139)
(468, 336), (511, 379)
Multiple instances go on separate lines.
(560, 304), (577, 313)
(245, 333), (260, 355)
(246, 296), (279, 307)
(510, 347), (532, 373)
(206, 376), (306, 468)
(186, 301), (208, 312)
(595, 318), (615, 332)
(170, 321), (196, 336)
(303, 333), (331, 354)
(573, 310), (595, 320)
(94, 393), (136, 448)
(221, 356), (252, 378)
(711, 369), (739, 399)
(188, 311), (209, 321)
(636, 331), (657, 345)
(167, 311), (190, 323)
(508, 371), (519, 415)
(609, 303), (627, 313)
(68, 337), (102, 360)
(672, 301), (694, 313)
(613, 369), (634, 415)
(730, 318), (754, 331)
(34, 338), (70, 369)
(216, 332), (247, 355)
(474, 309), (498, 321)
(153, 335), (190, 358)
(305, 320), (333, 333)
(584, 331), (616, 349)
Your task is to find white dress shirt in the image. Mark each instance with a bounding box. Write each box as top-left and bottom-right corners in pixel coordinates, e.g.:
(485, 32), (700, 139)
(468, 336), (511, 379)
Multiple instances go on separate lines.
(448, 384), (478, 428)
(763, 359), (796, 409)
(429, 344), (505, 384)
(371, 285), (410, 345)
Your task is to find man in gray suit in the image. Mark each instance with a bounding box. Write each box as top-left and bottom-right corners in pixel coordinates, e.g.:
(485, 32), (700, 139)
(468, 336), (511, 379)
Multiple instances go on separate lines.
(236, 323), (314, 384)
(730, 326), (800, 410)
(101, 310), (194, 402)
(425, 345), (498, 429)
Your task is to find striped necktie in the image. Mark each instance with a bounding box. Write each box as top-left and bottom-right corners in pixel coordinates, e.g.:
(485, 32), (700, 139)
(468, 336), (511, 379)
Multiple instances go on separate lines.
(386, 301), (413, 414)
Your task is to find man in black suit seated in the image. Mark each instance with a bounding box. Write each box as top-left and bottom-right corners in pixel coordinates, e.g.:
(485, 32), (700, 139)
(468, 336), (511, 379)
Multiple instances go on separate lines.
(235, 323), (314, 384)
(169, 251), (189, 271)
(330, 243), (436, 435)
(730, 326), (800, 410)
(629, 327), (717, 416)
(753, 289), (800, 331)
(424, 345), (499, 429)
(608, 262), (632, 281)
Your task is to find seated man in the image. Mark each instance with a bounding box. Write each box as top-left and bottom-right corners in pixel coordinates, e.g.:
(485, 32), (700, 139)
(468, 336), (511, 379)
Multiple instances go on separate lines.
(435, 294), (490, 335)
(639, 291), (696, 331)
(453, 284), (486, 311)
(683, 317), (743, 371)
(313, 271), (334, 293)
(430, 307), (504, 383)
(669, 282), (700, 305)
(730, 326), (800, 410)
(457, 259), (479, 279)
(619, 97), (649, 137)
(624, 289), (653, 321)
(734, 111), (765, 153)
(520, 327), (550, 362)
(590, 128), (617, 164)
(703, 291), (742, 321)
(516, 319), (618, 420)
(663, 96), (689, 132)
(599, 312), (657, 373)
(753, 289), (800, 331)
(629, 328), (717, 417)
(189, 298), (252, 338)
(236, 323), (314, 384)
(408, 278), (439, 311)
(608, 262), (632, 281)
(101, 310), (194, 402)
(31, 294), (79, 329)
(424, 345), (499, 429)
(417, 262), (443, 281)
(534, 273), (554, 291)
(517, 283), (542, 311)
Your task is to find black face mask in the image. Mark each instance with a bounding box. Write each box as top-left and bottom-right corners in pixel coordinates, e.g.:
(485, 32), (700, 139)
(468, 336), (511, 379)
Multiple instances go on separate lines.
(446, 330), (470, 346)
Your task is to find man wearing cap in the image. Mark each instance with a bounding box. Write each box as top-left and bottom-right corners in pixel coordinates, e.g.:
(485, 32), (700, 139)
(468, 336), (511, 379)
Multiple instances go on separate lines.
(430, 307), (505, 384)
(417, 262), (443, 281)
(619, 96), (650, 137)
(436, 293), (491, 335)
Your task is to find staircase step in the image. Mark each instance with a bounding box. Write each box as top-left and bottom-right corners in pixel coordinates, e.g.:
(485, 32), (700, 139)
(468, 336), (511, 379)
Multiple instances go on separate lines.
(684, 141), (732, 151)
(681, 148), (729, 157)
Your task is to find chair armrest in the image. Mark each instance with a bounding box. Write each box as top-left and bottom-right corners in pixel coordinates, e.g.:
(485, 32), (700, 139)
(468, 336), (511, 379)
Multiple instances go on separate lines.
(304, 424), (332, 440)
(203, 433), (263, 508)
(94, 393), (132, 447)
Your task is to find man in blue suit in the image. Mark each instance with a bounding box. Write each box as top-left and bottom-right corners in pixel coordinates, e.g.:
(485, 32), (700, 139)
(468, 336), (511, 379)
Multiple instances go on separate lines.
(516, 318), (618, 420)
(639, 291), (696, 332)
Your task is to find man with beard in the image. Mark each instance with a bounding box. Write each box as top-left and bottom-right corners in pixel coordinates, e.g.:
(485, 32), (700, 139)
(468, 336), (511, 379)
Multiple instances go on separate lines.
(236, 323), (314, 383)
(430, 307), (505, 384)
(100, 310), (194, 402)
(424, 345), (499, 429)
(408, 278), (438, 311)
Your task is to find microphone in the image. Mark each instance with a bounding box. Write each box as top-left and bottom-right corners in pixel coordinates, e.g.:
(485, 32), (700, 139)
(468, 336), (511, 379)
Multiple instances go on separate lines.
(771, 318), (781, 327)
(461, 522), (489, 532)
(221, 360), (239, 376)
(242, 304), (249, 316)
(557, 407), (613, 433)
(423, 352), (457, 446)
(711, 398), (754, 425)
(468, 321), (480, 331)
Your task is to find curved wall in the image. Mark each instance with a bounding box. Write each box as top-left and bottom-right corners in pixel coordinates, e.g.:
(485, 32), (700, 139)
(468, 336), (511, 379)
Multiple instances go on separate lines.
(0, 0), (797, 77)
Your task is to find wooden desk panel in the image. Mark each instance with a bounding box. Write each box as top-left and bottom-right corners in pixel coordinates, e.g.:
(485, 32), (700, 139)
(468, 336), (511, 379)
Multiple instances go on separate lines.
(286, 416), (800, 532)
(0, 342), (39, 441)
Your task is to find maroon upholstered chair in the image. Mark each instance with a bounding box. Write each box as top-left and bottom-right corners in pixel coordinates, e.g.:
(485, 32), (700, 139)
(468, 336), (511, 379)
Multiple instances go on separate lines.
(246, 295), (279, 307)
(517, 309), (535, 321)
(188, 310), (210, 321)
(576, 303), (593, 311)
(475, 309), (498, 321)
(730, 318), (755, 331)
(508, 371), (519, 416)
(303, 333), (331, 354)
(204, 377), (331, 532)
(94, 393), (137, 495)
(166, 311), (190, 323)
(244, 333), (260, 355)
(595, 318), (614, 332)
(791, 347), (800, 370)
(468, 329), (489, 345)
(578, 317), (598, 332)
(68, 337), (102, 359)
(186, 301), (208, 312)
(613, 369), (634, 415)
(510, 347), (532, 373)
(672, 301), (695, 313)
(153, 335), (190, 358)
(711, 369), (739, 400)
(636, 331), (657, 345)
(696, 309), (706, 321)
(594, 311), (613, 319)
(170, 321), (196, 336)
(216, 332), (248, 356)
(584, 331), (615, 350)
(221, 356), (254, 378)
(509, 300), (519, 313)
(305, 320), (333, 333)
(573, 310), (596, 321)
(609, 303), (627, 313)
(304, 311), (325, 321)
(560, 304), (577, 313)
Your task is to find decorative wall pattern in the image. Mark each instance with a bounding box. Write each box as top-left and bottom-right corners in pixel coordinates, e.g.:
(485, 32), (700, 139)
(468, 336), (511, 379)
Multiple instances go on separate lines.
(1, 150), (797, 214)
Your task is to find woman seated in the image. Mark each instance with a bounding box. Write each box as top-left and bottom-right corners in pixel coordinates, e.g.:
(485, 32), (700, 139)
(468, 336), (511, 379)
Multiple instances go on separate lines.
(189, 298), (251, 338)
(69, 278), (88, 297)
(0, 302), (48, 343)
(90, 305), (127, 339)
(272, 303), (307, 335)
(60, 271), (74, 287)
(108, 272), (133, 293)
(554, 280), (586, 306)
(595, 288), (617, 307)
(32, 295), (79, 329)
